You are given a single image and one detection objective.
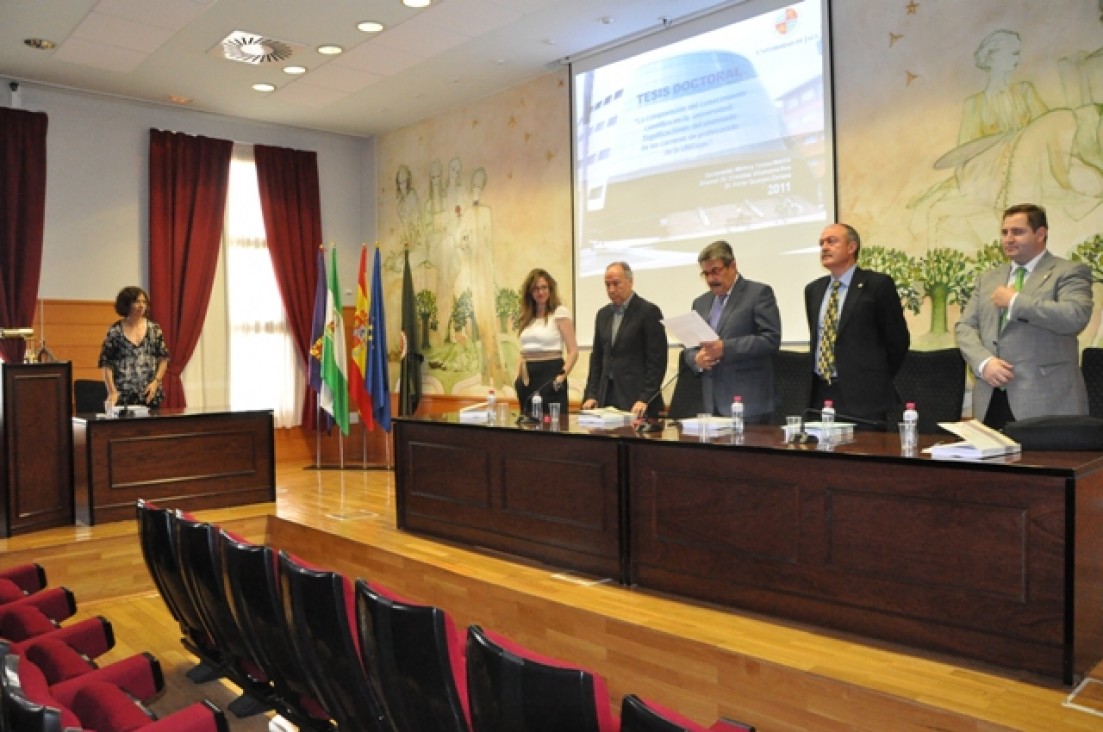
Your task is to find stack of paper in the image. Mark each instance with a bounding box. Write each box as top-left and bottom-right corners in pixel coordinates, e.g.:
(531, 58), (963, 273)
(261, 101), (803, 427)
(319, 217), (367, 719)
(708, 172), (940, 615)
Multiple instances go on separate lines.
(925, 419), (1021, 460)
(803, 421), (855, 441)
(458, 402), (490, 423)
(577, 408), (633, 427)
(111, 405), (150, 418)
(680, 416), (734, 435)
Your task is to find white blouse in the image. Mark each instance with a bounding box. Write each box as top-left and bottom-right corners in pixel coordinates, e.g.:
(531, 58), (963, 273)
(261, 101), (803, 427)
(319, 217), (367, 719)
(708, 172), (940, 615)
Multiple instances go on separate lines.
(519, 305), (572, 353)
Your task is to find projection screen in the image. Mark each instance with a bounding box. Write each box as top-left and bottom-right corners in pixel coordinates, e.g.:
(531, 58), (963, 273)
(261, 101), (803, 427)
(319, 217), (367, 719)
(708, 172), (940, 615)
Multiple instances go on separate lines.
(571, 0), (834, 345)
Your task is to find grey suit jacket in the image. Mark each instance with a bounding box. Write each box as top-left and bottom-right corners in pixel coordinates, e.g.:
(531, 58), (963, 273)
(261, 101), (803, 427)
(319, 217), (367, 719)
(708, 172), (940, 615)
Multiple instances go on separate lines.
(955, 250), (1092, 421)
(683, 276), (781, 419)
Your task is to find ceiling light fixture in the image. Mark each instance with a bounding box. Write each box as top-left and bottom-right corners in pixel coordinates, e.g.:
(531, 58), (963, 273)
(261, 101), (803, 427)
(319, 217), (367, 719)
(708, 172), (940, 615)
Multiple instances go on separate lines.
(252, 83), (276, 92)
(403, 0), (432, 8)
(357, 21), (385, 33)
(283, 65), (307, 75)
(23, 38), (57, 51)
(317, 44), (343, 55)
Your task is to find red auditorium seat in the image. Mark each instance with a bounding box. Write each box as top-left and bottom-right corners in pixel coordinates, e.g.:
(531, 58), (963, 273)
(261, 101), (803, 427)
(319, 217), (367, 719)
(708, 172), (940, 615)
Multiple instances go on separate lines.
(279, 551), (390, 732)
(465, 624), (620, 732)
(356, 579), (471, 732)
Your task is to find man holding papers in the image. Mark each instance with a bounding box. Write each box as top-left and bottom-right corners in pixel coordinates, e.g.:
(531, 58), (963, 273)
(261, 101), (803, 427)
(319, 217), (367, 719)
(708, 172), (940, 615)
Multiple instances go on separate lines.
(955, 203), (1092, 428)
(582, 262), (668, 419)
(683, 240), (781, 422)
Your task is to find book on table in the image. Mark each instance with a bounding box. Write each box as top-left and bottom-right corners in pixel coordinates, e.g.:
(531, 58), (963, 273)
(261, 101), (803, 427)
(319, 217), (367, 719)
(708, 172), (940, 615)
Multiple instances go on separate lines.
(925, 419), (1021, 459)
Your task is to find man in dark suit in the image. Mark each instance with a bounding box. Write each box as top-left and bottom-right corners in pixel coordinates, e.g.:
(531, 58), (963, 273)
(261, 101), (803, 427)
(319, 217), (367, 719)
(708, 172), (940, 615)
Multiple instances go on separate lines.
(684, 241), (781, 422)
(582, 262), (668, 419)
(805, 223), (910, 425)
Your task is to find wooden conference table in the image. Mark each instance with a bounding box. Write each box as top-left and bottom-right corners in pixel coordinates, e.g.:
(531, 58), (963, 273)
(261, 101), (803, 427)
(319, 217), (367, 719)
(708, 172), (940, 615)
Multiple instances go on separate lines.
(72, 407), (275, 525)
(394, 413), (1103, 684)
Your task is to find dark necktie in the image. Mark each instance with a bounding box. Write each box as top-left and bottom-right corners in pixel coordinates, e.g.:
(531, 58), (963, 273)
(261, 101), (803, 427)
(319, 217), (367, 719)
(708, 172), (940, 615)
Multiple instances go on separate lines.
(611, 306), (624, 344)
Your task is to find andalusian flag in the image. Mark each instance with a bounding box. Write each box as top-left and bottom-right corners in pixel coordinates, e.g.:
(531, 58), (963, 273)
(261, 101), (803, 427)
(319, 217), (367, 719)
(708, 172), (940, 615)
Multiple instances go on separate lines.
(321, 244), (350, 435)
(348, 244), (371, 422)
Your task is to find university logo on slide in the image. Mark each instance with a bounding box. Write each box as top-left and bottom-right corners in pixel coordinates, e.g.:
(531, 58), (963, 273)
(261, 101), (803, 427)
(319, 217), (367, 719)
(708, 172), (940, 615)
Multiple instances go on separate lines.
(775, 7), (798, 35)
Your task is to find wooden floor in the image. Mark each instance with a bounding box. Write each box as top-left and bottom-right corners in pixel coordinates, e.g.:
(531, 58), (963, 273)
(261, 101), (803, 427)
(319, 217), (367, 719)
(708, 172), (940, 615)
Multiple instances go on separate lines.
(6, 454), (1103, 731)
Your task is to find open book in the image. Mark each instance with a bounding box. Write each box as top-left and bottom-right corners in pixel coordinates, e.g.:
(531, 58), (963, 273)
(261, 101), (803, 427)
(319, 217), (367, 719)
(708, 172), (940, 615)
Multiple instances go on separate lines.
(925, 419), (1021, 460)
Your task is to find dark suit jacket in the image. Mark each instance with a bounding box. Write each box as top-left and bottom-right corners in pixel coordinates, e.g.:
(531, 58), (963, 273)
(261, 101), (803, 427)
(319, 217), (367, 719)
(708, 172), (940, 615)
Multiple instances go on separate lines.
(683, 276), (781, 419)
(584, 294), (668, 417)
(805, 267), (910, 422)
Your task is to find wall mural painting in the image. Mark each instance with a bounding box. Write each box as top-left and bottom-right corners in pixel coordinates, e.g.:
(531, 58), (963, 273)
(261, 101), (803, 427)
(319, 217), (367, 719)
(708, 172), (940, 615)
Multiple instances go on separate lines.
(377, 72), (572, 399)
(835, 0), (1103, 349)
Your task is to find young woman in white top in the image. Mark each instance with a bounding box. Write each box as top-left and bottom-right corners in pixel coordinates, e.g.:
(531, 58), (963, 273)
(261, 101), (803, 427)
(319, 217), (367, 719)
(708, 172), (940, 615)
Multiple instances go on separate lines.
(514, 268), (578, 417)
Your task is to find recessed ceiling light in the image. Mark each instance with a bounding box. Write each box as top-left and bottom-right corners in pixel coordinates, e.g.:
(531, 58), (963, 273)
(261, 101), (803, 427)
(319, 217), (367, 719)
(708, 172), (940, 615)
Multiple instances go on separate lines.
(23, 38), (56, 51)
(283, 65), (307, 75)
(403, 0), (431, 8)
(357, 20), (384, 33)
(317, 44), (343, 55)
(252, 83), (276, 92)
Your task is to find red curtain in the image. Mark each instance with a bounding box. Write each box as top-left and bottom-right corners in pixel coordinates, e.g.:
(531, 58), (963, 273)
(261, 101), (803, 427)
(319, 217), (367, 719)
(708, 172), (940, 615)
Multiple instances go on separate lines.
(0, 108), (48, 363)
(148, 129), (232, 408)
(254, 144), (324, 429)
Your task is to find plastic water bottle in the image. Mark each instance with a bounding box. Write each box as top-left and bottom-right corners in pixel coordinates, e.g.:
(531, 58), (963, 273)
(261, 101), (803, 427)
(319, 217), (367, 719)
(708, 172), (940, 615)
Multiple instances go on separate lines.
(903, 401), (918, 449)
(730, 395), (744, 437)
(486, 389), (497, 424)
(531, 393), (543, 422)
(821, 399), (835, 441)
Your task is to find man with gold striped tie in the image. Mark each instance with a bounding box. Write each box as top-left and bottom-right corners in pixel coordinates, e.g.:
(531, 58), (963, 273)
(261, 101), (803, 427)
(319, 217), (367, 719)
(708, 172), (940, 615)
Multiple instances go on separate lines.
(805, 223), (911, 427)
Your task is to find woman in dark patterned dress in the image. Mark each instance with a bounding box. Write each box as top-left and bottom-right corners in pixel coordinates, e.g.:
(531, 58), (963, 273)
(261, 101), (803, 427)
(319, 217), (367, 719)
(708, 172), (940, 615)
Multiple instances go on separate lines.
(98, 286), (169, 408)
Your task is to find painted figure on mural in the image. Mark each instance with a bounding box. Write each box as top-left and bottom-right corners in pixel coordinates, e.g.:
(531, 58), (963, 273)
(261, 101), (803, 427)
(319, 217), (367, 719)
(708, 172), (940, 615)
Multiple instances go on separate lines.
(908, 29), (1103, 251)
(465, 167), (502, 385)
(395, 164), (423, 250)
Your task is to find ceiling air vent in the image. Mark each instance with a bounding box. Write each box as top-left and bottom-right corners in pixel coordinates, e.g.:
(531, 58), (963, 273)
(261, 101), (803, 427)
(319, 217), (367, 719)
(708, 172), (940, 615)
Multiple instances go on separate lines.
(212, 30), (299, 65)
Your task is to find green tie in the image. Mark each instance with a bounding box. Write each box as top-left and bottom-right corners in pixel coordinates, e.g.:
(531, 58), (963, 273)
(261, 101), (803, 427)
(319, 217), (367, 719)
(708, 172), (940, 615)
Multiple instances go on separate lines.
(1001, 267), (1027, 330)
(817, 281), (840, 384)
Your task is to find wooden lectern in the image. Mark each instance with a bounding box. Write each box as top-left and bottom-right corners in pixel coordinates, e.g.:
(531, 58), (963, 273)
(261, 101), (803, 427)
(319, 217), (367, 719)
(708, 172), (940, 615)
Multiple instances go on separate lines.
(0, 362), (74, 536)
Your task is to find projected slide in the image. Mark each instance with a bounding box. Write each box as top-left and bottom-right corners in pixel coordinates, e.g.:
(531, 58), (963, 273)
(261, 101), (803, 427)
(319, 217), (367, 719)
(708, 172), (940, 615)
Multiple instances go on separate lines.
(573, 0), (831, 345)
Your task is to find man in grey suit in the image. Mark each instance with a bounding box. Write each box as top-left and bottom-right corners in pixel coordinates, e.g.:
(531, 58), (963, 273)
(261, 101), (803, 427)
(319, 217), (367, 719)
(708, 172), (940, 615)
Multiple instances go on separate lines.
(684, 240), (781, 422)
(956, 203), (1093, 428)
(582, 262), (668, 419)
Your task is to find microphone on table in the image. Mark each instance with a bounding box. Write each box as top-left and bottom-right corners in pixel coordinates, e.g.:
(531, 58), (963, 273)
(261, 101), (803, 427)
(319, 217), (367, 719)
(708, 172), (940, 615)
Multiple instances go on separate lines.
(632, 372), (681, 433)
(516, 373), (562, 425)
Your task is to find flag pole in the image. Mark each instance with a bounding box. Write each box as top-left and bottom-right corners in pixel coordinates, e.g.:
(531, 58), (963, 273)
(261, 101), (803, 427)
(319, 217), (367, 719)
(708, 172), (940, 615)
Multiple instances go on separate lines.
(314, 401), (322, 468)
